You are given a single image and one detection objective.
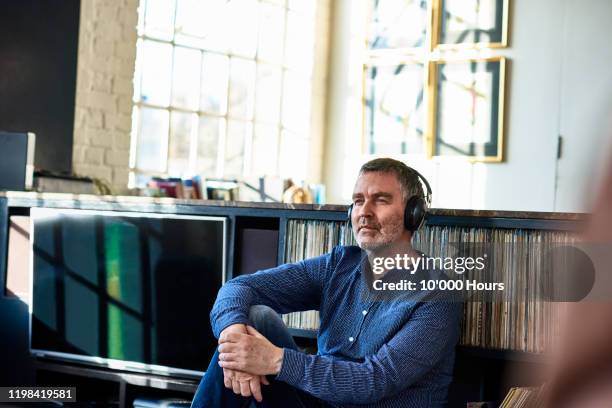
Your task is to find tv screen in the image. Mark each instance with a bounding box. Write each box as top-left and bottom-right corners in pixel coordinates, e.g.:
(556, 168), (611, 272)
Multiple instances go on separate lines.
(30, 208), (227, 376)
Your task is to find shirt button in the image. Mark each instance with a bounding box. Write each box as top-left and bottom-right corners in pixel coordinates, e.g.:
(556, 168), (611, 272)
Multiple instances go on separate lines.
(349, 337), (354, 342)
(362, 310), (367, 316)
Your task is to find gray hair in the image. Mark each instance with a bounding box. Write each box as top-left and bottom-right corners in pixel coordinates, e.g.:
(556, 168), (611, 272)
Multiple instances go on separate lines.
(358, 158), (424, 203)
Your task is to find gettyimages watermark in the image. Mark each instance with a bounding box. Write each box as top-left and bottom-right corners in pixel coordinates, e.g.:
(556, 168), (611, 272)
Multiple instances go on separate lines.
(358, 242), (611, 303)
(371, 253), (487, 275)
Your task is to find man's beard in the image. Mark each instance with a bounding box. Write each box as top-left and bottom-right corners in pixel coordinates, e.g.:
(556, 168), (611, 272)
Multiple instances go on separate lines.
(355, 213), (405, 251)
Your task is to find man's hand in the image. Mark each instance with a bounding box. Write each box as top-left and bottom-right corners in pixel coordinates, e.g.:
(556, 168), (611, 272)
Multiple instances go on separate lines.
(219, 324), (270, 402)
(222, 367), (269, 402)
(218, 325), (284, 376)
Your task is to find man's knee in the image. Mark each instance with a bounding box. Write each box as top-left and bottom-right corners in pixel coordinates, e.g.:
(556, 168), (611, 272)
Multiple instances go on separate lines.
(248, 305), (279, 327)
(248, 305), (297, 350)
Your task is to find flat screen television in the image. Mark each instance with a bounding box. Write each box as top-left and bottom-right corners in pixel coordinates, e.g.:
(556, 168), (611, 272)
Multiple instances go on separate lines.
(29, 208), (227, 377)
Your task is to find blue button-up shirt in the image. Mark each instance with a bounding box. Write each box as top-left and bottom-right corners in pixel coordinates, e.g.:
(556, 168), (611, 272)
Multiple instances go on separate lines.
(210, 245), (463, 407)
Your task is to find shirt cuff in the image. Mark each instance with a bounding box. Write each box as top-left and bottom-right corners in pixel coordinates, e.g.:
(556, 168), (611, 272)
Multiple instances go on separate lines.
(276, 348), (307, 386)
(213, 316), (252, 338)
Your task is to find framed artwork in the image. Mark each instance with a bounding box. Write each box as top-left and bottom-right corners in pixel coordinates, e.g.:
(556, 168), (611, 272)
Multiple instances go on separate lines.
(435, 0), (509, 49)
(366, 0), (430, 53)
(363, 60), (427, 155)
(429, 57), (506, 161)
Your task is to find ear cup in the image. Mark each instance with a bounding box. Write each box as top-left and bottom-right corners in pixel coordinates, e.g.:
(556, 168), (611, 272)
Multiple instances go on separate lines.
(347, 203), (353, 228)
(404, 196), (426, 231)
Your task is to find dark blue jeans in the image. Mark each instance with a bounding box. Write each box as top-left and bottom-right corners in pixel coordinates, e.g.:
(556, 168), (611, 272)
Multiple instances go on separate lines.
(191, 305), (330, 408)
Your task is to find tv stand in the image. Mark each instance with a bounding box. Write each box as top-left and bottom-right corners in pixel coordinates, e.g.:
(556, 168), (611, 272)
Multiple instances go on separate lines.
(34, 359), (198, 408)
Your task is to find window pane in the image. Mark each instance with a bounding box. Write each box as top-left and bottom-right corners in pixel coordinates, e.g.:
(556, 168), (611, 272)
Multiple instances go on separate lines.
(284, 10), (315, 75)
(140, 40), (173, 106)
(255, 64), (282, 123)
(225, 120), (251, 178)
(252, 124), (279, 176)
(201, 0), (233, 53)
(171, 47), (201, 110)
(168, 112), (195, 176)
(282, 70), (311, 131)
(200, 53), (229, 115)
(143, 0), (176, 41)
(228, 58), (256, 120)
(258, 3), (285, 63)
(174, 0), (207, 47)
(288, 0), (316, 17)
(279, 130), (308, 181)
(228, 0), (259, 58)
(136, 107), (169, 172)
(197, 116), (224, 176)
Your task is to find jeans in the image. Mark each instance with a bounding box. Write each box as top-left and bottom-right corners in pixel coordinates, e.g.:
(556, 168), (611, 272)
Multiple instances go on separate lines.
(191, 305), (330, 408)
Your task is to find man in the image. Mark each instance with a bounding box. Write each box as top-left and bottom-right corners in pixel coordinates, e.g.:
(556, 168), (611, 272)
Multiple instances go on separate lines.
(191, 158), (463, 407)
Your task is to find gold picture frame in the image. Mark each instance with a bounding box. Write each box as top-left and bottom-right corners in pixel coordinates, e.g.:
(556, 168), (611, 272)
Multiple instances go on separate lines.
(433, 0), (510, 50)
(427, 57), (507, 162)
(362, 56), (429, 156)
(365, 0), (432, 56)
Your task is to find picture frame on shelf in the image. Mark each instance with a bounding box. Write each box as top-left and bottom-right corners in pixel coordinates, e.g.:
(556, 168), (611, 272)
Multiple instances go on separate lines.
(428, 57), (507, 162)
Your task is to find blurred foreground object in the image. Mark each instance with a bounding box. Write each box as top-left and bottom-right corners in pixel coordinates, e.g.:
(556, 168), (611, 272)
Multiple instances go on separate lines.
(545, 145), (612, 407)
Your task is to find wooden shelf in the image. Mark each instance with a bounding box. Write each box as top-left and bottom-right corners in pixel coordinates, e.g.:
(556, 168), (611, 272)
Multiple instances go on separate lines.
(456, 346), (548, 364)
(288, 327), (318, 339)
(0, 196), (576, 407)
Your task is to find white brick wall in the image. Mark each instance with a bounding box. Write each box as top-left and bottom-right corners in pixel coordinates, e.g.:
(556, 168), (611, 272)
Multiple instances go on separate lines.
(72, 0), (139, 195)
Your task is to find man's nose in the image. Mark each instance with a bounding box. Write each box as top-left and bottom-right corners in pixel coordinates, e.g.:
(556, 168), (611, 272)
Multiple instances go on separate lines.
(357, 199), (374, 218)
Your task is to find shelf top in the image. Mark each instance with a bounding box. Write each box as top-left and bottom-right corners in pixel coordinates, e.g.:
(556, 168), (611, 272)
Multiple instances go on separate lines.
(0, 191), (587, 221)
(34, 358), (199, 392)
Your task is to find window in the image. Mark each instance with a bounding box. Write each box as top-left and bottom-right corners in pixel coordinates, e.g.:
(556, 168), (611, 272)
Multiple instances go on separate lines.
(130, 0), (318, 185)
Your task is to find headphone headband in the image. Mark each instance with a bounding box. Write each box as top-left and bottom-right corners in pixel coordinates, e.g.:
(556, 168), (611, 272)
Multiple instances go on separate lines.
(408, 167), (432, 207)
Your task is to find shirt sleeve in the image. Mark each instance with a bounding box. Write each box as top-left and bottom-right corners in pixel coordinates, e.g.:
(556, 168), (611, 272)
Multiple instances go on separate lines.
(275, 300), (463, 405)
(209, 247), (338, 338)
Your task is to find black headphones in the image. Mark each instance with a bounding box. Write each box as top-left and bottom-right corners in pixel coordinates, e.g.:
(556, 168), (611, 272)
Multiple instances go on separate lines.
(347, 166), (432, 232)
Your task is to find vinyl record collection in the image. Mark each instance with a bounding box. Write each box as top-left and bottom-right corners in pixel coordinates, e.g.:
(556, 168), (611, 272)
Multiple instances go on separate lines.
(414, 226), (575, 353)
(281, 219), (355, 330)
(282, 219), (574, 353)
(499, 385), (546, 407)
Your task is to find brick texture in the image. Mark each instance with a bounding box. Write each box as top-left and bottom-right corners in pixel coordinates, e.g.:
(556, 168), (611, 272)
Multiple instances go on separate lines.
(72, 0), (139, 195)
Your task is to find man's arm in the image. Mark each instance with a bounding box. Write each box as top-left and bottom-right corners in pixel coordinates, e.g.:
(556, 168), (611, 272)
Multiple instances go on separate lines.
(210, 248), (337, 338)
(275, 301), (462, 405)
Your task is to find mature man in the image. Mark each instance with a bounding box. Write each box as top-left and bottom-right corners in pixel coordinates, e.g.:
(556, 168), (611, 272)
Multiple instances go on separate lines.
(191, 158), (463, 408)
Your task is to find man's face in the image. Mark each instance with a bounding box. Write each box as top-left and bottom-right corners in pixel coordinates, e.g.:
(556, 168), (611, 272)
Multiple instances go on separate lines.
(351, 171), (407, 251)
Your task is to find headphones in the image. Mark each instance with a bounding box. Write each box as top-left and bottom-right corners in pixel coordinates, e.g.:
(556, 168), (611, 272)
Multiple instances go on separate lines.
(348, 166), (432, 232)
